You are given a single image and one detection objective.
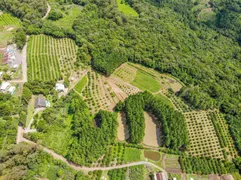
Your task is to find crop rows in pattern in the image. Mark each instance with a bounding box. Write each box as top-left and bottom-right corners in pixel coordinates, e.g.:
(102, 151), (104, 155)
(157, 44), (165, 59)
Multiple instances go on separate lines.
(0, 14), (19, 26)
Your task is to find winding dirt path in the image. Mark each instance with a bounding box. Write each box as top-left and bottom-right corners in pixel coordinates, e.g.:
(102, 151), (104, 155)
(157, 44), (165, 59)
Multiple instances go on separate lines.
(42, 2), (51, 20)
(16, 126), (167, 175)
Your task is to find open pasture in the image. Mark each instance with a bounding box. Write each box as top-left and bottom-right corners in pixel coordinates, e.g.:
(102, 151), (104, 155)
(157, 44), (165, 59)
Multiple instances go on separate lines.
(81, 71), (119, 114)
(27, 35), (77, 81)
(184, 111), (224, 159)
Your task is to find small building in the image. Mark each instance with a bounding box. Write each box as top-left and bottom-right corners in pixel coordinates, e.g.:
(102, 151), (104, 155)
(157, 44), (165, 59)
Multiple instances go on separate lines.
(56, 83), (65, 92)
(0, 82), (10, 92)
(35, 97), (47, 108)
(7, 86), (16, 94)
(155, 172), (167, 180)
(2, 48), (16, 65)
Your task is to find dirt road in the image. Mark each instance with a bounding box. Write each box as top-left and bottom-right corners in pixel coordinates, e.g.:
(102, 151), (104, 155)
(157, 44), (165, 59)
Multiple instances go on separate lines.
(17, 126), (167, 175)
(42, 3), (51, 20)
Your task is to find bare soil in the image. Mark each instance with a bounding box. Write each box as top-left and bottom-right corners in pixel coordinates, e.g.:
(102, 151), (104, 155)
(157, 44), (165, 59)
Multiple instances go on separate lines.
(143, 112), (161, 147)
(117, 112), (129, 141)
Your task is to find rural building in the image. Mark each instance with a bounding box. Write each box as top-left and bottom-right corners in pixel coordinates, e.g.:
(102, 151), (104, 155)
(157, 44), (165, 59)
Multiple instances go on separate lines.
(35, 97), (47, 108)
(7, 86), (16, 94)
(155, 172), (167, 180)
(0, 82), (10, 92)
(2, 48), (16, 65)
(56, 83), (65, 92)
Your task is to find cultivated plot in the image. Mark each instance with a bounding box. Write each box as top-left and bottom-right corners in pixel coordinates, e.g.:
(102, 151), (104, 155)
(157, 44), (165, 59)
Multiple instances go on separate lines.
(0, 14), (20, 27)
(81, 71), (119, 114)
(184, 111), (224, 159)
(27, 35), (77, 81)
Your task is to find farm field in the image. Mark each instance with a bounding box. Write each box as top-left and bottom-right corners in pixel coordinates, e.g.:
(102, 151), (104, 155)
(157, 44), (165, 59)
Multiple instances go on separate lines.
(184, 110), (226, 159)
(164, 154), (182, 173)
(111, 63), (182, 94)
(0, 13), (20, 27)
(81, 71), (119, 114)
(27, 35), (78, 81)
(116, 0), (139, 17)
(143, 112), (161, 147)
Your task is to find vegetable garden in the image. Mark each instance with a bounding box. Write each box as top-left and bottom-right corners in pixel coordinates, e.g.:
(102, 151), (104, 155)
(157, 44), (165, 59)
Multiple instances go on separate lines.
(27, 35), (77, 81)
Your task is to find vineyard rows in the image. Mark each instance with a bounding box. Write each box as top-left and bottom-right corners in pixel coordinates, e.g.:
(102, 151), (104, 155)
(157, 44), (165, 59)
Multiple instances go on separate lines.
(27, 35), (77, 81)
(0, 14), (19, 26)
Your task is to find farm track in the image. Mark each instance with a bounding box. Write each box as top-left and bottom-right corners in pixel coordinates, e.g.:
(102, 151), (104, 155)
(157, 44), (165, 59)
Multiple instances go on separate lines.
(17, 127), (167, 175)
(42, 3), (51, 20)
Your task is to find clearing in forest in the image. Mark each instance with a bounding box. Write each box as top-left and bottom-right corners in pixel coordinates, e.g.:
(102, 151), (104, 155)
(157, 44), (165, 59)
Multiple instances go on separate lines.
(116, 0), (139, 17)
(27, 35), (78, 81)
(143, 112), (161, 147)
(184, 110), (237, 159)
(81, 71), (119, 114)
(74, 75), (87, 94)
(53, 5), (83, 30)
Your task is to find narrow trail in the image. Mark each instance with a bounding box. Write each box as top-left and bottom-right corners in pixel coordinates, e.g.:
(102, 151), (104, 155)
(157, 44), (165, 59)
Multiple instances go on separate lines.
(17, 127), (167, 175)
(42, 3), (51, 20)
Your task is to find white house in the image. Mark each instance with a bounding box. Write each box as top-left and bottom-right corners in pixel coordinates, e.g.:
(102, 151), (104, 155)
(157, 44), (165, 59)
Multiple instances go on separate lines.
(7, 86), (16, 94)
(55, 83), (65, 92)
(0, 82), (10, 92)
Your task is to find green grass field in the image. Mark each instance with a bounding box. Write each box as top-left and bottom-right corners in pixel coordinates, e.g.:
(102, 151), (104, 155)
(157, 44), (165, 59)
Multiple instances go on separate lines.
(117, 0), (138, 17)
(155, 93), (174, 107)
(124, 148), (141, 162)
(53, 5), (83, 30)
(131, 70), (161, 93)
(75, 76), (87, 93)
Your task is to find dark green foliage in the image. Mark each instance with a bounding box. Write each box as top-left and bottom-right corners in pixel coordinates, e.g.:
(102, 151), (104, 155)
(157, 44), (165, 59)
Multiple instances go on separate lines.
(21, 87), (32, 105)
(0, 93), (20, 116)
(0, 143), (88, 179)
(108, 168), (127, 180)
(0, 0), (48, 23)
(48, 10), (63, 21)
(67, 94), (118, 165)
(14, 29), (26, 49)
(24, 81), (55, 95)
(179, 156), (238, 175)
(124, 93), (145, 144)
(121, 92), (188, 150)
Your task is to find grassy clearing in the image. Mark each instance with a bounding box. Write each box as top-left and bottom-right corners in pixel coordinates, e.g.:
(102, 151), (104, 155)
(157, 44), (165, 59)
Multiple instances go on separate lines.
(131, 70), (161, 93)
(117, 0), (138, 17)
(26, 96), (35, 127)
(53, 5), (83, 30)
(74, 75), (87, 93)
(198, 9), (216, 22)
(123, 148), (141, 162)
(128, 165), (145, 180)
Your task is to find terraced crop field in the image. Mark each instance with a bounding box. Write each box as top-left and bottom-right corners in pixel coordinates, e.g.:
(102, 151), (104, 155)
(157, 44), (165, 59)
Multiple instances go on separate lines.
(0, 14), (20, 27)
(27, 35), (77, 81)
(184, 110), (237, 159)
(81, 71), (119, 114)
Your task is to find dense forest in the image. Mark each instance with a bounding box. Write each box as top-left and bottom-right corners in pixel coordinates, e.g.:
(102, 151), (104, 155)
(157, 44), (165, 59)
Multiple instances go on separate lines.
(118, 92), (189, 150)
(0, 143), (88, 179)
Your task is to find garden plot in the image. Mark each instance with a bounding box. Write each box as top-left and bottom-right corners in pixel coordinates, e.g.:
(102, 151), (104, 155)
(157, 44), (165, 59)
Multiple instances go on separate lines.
(27, 35), (77, 81)
(184, 111), (224, 159)
(81, 71), (119, 114)
(164, 154), (182, 173)
(143, 112), (161, 147)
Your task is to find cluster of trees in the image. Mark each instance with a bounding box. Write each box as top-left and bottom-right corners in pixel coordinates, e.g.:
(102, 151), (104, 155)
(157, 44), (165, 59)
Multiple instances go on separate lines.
(108, 168), (127, 180)
(67, 93), (118, 165)
(0, 0), (48, 23)
(24, 81), (55, 95)
(0, 143), (89, 179)
(118, 92), (189, 150)
(179, 155), (238, 175)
